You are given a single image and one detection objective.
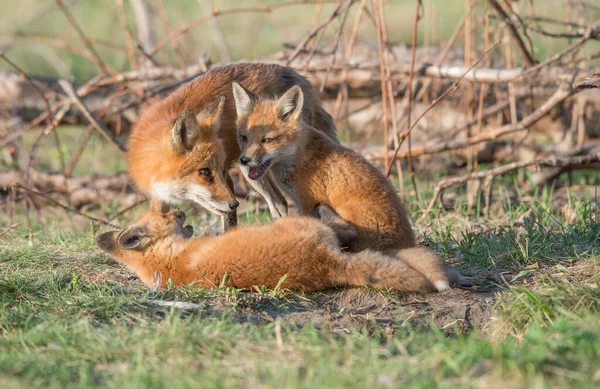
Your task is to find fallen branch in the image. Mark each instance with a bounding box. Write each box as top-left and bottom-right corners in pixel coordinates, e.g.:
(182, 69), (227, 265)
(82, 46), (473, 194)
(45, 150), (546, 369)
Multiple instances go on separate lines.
(1, 168), (143, 210)
(379, 84), (575, 161)
(385, 42), (502, 176)
(13, 184), (120, 228)
(418, 152), (600, 223)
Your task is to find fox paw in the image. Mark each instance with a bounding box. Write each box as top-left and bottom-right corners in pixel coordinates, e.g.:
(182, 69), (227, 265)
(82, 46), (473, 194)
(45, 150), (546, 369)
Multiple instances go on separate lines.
(445, 268), (475, 288)
(434, 280), (451, 292)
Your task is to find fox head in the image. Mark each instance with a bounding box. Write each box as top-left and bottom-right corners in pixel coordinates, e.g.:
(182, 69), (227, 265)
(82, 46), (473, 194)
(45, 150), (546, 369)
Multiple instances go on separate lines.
(232, 83), (304, 180)
(96, 210), (193, 265)
(128, 97), (239, 216)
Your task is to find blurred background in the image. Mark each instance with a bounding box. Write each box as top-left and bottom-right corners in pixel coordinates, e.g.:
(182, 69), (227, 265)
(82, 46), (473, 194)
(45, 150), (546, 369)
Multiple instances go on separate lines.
(0, 0), (596, 79)
(1, 0), (600, 229)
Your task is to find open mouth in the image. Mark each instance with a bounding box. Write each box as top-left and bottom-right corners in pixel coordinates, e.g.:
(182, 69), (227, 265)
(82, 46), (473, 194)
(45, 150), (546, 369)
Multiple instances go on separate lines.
(248, 160), (271, 180)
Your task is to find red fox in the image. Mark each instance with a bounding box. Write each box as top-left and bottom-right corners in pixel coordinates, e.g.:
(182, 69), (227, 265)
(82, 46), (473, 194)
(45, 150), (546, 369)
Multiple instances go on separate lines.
(127, 63), (337, 230)
(232, 84), (416, 253)
(95, 210), (455, 293)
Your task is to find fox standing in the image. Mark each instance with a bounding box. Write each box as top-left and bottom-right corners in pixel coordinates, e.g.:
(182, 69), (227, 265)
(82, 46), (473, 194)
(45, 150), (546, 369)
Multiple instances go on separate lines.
(127, 63), (337, 231)
(96, 210), (453, 293)
(232, 83), (416, 253)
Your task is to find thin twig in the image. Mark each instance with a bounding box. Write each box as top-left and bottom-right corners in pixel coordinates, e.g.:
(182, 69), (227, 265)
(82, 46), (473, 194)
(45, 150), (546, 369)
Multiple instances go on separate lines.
(0, 224), (19, 238)
(401, 0), (422, 203)
(58, 80), (127, 151)
(385, 42), (502, 177)
(157, 0), (186, 67)
(487, 0), (535, 66)
(373, 0), (390, 173)
(287, 0), (355, 65)
(54, 0), (118, 76)
(14, 184), (119, 228)
(381, 81), (574, 162)
(198, 0), (232, 62)
(150, 1), (340, 57)
(319, 2), (351, 93)
(115, 0), (139, 70)
(109, 199), (148, 222)
(418, 152), (600, 223)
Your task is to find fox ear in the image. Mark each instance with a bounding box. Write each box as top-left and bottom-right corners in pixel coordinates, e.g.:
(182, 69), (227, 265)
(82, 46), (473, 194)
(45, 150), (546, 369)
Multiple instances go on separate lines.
(171, 109), (201, 154)
(232, 82), (255, 120)
(276, 85), (304, 122)
(96, 231), (119, 253)
(117, 226), (149, 250)
(196, 96), (225, 139)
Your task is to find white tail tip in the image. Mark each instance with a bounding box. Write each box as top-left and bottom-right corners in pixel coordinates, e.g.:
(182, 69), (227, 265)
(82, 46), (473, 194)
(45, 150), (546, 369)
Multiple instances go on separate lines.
(434, 280), (451, 292)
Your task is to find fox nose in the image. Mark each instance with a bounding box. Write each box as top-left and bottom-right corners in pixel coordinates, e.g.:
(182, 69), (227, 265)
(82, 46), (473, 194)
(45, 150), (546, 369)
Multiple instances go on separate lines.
(229, 200), (239, 210)
(239, 156), (250, 166)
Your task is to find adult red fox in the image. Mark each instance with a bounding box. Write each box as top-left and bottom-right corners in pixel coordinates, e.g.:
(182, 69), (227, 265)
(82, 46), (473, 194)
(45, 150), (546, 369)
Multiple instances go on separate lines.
(95, 210), (455, 293)
(127, 63), (337, 231)
(232, 83), (416, 253)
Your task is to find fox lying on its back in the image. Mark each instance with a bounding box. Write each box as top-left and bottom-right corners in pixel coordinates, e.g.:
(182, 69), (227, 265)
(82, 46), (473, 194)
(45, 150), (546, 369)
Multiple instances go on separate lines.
(232, 83), (416, 253)
(127, 63), (337, 230)
(95, 210), (456, 293)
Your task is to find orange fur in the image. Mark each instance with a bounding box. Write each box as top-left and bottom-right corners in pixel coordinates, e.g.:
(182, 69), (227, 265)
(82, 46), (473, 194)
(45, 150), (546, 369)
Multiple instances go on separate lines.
(96, 211), (450, 293)
(234, 85), (416, 253)
(127, 63), (337, 229)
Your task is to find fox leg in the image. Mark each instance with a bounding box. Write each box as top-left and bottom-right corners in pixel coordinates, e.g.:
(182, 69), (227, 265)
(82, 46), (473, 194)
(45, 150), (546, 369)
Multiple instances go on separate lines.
(312, 203), (357, 251)
(221, 172), (238, 232)
(266, 173), (288, 217)
(239, 166), (287, 219)
(150, 198), (170, 213)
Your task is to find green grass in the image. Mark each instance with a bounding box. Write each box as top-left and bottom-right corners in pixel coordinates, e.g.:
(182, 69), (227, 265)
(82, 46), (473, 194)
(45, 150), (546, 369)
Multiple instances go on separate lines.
(4, 101), (600, 387)
(3, 2), (600, 385)
(3, 183), (600, 387)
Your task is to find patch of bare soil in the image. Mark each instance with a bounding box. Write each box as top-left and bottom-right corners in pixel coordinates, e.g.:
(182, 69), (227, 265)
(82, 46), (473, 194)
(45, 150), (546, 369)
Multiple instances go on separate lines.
(75, 258), (501, 334)
(148, 285), (500, 336)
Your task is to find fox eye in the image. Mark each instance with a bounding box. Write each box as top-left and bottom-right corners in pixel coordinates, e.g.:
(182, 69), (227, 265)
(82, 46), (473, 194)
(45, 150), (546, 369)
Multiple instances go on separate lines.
(198, 168), (212, 179)
(240, 134), (248, 142)
(262, 137), (274, 144)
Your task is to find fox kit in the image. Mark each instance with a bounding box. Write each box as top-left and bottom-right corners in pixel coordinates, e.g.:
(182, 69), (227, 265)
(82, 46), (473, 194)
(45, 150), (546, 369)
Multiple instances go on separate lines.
(233, 84), (416, 253)
(96, 210), (453, 293)
(127, 63), (337, 231)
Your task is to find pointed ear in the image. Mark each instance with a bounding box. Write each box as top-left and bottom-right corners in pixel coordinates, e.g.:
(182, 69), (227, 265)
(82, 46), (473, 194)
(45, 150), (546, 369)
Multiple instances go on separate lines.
(231, 82), (255, 120)
(196, 96), (225, 138)
(276, 85), (304, 122)
(170, 109), (202, 154)
(117, 226), (149, 250)
(96, 231), (119, 253)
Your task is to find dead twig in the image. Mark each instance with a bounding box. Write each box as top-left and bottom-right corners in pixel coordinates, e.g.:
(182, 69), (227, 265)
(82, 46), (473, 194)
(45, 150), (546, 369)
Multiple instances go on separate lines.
(385, 42), (502, 176)
(287, 0), (355, 65)
(0, 224), (20, 238)
(373, 0), (390, 173)
(380, 82), (574, 161)
(319, 1), (350, 93)
(418, 152), (600, 223)
(115, 0), (139, 70)
(487, 0), (535, 67)
(401, 0), (422, 202)
(54, 0), (118, 76)
(13, 184), (119, 228)
(58, 80), (128, 151)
